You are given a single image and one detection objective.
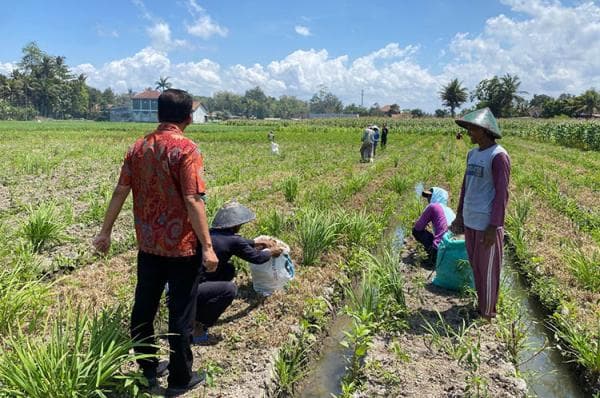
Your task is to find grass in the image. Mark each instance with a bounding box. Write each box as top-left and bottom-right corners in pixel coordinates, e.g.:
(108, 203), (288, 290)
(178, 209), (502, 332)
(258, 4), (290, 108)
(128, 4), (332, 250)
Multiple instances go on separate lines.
(295, 207), (338, 266)
(0, 307), (153, 398)
(566, 246), (600, 292)
(20, 201), (69, 253)
(281, 176), (300, 203)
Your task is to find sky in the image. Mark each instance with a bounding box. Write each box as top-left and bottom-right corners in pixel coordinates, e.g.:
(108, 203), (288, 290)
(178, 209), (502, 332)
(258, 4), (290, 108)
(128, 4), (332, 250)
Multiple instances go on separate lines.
(1, 0), (599, 112)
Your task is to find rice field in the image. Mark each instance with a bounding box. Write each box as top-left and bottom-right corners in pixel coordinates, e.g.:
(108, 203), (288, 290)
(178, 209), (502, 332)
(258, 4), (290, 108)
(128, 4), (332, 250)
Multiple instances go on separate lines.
(0, 119), (598, 397)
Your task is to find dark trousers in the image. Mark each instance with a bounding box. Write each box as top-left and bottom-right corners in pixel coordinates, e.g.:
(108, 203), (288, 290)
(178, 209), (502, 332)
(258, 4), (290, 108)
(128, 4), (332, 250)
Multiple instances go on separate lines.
(381, 134), (387, 148)
(196, 281), (238, 327)
(131, 251), (202, 387)
(412, 228), (438, 264)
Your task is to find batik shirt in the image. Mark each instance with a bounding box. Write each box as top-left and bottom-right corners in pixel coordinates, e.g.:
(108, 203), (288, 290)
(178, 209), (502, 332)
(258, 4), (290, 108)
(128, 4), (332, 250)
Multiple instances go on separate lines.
(118, 123), (206, 257)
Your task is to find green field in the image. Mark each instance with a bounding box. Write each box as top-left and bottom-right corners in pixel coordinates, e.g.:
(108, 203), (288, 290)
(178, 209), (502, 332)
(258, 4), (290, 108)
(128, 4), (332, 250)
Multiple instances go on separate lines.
(0, 119), (598, 397)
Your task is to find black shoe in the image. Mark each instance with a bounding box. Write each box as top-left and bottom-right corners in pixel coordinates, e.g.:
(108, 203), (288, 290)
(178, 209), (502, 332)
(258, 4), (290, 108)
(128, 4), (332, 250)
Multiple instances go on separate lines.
(143, 360), (169, 388)
(165, 372), (205, 397)
(156, 360), (169, 378)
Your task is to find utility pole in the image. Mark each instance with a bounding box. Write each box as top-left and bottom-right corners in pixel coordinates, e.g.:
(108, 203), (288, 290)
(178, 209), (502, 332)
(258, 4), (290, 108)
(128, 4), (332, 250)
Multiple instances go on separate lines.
(360, 89), (364, 107)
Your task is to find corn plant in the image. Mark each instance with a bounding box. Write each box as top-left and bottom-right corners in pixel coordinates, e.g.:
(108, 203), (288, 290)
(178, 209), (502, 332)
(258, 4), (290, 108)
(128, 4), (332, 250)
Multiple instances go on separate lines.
(295, 207), (338, 266)
(20, 201), (69, 252)
(496, 286), (529, 367)
(422, 311), (474, 361)
(340, 309), (375, 386)
(0, 307), (153, 397)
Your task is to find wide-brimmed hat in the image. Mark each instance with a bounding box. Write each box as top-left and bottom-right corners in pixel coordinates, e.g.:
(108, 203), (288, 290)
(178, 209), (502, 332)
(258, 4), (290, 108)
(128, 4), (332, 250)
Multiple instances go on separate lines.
(211, 201), (256, 229)
(455, 108), (502, 139)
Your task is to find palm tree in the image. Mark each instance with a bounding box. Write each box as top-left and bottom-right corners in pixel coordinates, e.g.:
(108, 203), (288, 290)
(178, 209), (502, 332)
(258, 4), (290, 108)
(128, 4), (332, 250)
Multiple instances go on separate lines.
(439, 79), (468, 117)
(155, 76), (172, 92)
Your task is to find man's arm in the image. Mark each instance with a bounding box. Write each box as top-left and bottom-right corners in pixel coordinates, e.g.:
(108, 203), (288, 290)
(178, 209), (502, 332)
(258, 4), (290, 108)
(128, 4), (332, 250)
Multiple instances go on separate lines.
(93, 184), (131, 254)
(184, 194), (218, 271)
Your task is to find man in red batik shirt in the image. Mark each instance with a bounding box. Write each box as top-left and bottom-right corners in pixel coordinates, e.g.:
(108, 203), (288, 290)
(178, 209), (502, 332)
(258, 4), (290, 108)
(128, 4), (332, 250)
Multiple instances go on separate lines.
(94, 89), (218, 396)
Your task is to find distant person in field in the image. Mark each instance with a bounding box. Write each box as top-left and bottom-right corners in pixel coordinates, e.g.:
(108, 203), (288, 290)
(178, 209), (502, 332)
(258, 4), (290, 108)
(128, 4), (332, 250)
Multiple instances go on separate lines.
(381, 123), (389, 149)
(412, 187), (456, 266)
(93, 89), (218, 395)
(192, 201), (283, 344)
(267, 130), (275, 142)
(360, 127), (375, 162)
(371, 125), (380, 157)
(450, 107), (511, 321)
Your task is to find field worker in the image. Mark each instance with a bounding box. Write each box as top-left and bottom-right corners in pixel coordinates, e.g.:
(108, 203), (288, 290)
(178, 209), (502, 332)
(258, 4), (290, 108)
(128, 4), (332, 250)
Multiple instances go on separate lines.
(371, 125), (380, 157)
(193, 201), (283, 344)
(450, 107), (511, 321)
(412, 187), (456, 266)
(360, 127), (375, 162)
(93, 88), (218, 396)
(268, 130), (275, 142)
(381, 123), (389, 149)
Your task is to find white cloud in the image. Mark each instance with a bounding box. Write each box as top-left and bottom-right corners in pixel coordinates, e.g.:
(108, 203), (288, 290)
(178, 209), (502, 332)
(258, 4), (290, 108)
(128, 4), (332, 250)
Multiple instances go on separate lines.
(73, 47), (171, 92)
(68, 0), (600, 112)
(294, 25), (311, 36)
(185, 0), (228, 39)
(147, 22), (188, 51)
(0, 62), (16, 75)
(443, 0), (600, 98)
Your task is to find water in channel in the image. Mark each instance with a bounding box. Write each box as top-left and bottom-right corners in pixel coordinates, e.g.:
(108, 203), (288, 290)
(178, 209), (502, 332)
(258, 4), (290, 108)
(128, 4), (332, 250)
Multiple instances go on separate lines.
(503, 267), (586, 398)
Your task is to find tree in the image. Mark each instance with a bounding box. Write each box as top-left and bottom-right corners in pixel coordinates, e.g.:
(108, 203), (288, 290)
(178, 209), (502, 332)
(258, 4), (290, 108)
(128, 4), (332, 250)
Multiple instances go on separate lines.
(410, 108), (425, 118)
(309, 86), (343, 114)
(273, 95), (308, 118)
(575, 89), (600, 117)
(387, 103), (401, 116)
(472, 73), (525, 117)
(155, 76), (172, 92)
(439, 79), (468, 117)
(434, 109), (449, 118)
(343, 103), (369, 116)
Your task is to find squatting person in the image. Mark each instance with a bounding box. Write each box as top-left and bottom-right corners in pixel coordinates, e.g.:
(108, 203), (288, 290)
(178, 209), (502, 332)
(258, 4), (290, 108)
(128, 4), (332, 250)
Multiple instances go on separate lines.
(192, 201), (283, 343)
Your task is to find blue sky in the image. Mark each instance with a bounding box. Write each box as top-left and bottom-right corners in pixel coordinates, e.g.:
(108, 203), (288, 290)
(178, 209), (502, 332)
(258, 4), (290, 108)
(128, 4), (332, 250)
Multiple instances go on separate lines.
(1, 0), (599, 111)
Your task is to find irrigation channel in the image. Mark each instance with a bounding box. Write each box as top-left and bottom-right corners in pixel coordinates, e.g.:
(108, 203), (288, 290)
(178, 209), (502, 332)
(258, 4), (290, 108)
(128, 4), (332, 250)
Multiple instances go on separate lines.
(298, 237), (586, 396)
(505, 267), (586, 398)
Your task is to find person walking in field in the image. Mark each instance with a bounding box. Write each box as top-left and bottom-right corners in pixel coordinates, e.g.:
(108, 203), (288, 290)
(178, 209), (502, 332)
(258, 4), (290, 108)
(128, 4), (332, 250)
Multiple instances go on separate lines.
(450, 107), (511, 321)
(93, 89), (218, 396)
(380, 123), (389, 149)
(360, 127), (375, 162)
(412, 187), (456, 267)
(371, 125), (380, 157)
(267, 130), (275, 142)
(192, 201), (283, 344)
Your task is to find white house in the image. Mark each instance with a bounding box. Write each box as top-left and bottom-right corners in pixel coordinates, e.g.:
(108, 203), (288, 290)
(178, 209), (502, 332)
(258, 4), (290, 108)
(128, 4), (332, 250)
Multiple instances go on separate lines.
(112, 90), (208, 123)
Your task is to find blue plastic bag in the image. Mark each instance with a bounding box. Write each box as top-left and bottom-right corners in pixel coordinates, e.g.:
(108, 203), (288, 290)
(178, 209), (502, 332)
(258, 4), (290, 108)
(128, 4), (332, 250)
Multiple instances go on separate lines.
(432, 232), (474, 291)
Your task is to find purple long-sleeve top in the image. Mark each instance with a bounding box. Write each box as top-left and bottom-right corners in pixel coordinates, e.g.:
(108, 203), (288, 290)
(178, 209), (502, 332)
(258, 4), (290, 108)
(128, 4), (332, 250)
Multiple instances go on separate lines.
(457, 152), (511, 228)
(414, 203), (448, 249)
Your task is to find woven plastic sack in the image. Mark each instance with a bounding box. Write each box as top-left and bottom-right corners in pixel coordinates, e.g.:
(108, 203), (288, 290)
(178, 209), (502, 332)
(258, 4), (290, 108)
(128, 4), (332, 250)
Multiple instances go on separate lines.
(250, 236), (295, 296)
(432, 232), (474, 291)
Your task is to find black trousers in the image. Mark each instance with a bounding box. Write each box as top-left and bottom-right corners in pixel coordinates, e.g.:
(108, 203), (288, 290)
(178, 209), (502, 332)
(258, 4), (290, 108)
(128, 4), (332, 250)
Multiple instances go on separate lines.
(131, 251), (202, 387)
(381, 134), (387, 148)
(196, 281), (237, 327)
(412, 228), (438, 264)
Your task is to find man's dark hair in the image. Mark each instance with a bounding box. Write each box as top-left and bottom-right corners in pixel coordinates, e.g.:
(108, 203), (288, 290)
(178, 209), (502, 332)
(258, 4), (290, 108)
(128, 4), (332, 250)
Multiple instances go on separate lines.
(158, 89), (193, 123)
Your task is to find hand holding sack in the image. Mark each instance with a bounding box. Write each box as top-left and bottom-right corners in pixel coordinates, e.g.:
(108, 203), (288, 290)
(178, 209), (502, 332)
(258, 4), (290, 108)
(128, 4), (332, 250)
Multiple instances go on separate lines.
(249, 235), (295, 296)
